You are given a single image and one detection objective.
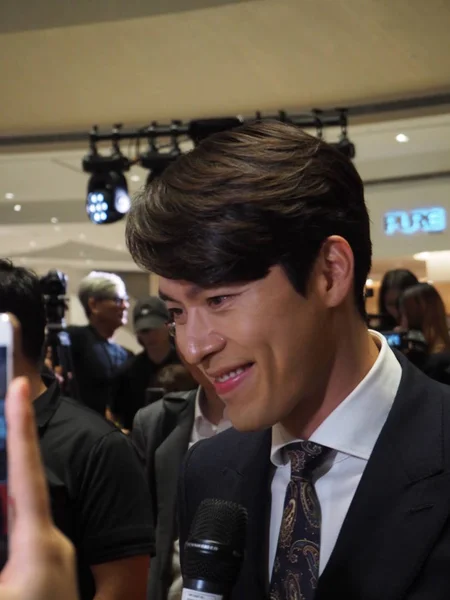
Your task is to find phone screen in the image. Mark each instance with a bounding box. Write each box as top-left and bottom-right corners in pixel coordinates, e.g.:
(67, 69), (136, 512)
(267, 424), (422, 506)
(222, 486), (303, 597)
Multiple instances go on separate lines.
(382, 332), (402, 349)
(0, 346), (8, 568)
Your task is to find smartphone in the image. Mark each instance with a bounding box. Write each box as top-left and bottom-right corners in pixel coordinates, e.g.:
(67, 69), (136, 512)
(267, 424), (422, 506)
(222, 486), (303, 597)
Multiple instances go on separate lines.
(0, 314), (13, 569)
(381, 331), (403, 349)
(145, 387), (166, 406)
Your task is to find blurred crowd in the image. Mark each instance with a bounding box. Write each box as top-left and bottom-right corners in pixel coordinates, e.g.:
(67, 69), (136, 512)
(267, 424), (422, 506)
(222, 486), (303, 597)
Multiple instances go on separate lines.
(369, 268), (450, 384)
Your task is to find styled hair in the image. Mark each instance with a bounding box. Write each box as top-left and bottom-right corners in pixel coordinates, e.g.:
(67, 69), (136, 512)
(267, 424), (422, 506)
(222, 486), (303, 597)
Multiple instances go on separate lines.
(378, 269), (419, 316)
(78, 271), (126, 317)
(0, 259), (46, 365)
(126, 120), (372, 317)
(399, 283), (450, 353)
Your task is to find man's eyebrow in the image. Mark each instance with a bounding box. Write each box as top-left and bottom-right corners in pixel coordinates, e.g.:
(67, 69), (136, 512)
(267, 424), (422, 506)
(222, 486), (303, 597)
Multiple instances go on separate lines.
(159, 291), (176, 302)
(159, 285), (204, 303)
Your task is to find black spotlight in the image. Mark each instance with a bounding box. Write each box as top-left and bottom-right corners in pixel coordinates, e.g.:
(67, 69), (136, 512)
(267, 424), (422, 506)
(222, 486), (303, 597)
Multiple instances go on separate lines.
(82, 125), (131, 224)
(140, 121), (181, 185)
(85, 171), (131, 225)
(332, 109), (356, 159)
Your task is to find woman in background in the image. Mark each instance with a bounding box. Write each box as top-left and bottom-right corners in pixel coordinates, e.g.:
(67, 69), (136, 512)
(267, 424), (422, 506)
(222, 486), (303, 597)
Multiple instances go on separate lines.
(399, 283), (450, 353)
(399, 283), (450, 384)
(378, 268), (419, 329)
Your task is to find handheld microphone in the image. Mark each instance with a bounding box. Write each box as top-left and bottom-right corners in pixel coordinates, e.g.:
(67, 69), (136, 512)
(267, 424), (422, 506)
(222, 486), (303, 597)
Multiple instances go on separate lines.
(181, 498), (248, 600)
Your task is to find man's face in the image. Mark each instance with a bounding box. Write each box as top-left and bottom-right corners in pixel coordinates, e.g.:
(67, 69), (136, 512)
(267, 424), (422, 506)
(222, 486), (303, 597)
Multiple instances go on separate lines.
(137, 326), (169, 351)
(159, 265), (333, 432)
(91, 285), (129, 330)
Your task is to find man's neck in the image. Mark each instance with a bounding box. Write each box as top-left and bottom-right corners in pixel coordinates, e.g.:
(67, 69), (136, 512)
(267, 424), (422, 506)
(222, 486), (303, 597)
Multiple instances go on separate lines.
(89, 320), (115, 341)
(200, 387), (226, 427)
(146, 342), (172, 365)
(282, 316), (380, 440)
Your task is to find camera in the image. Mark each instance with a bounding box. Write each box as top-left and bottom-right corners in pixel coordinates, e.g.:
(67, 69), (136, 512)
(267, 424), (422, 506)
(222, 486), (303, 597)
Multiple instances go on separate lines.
(39, 270), (77, 398)
(39, 270), (68, 327)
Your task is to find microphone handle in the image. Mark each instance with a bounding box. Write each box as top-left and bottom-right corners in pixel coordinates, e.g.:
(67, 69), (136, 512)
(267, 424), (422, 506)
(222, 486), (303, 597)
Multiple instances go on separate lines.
(182, 578), (228, 600)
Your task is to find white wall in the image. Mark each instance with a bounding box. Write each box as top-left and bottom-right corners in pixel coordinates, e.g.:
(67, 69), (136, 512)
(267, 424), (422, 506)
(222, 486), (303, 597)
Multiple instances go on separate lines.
(366, 177), (450, 260)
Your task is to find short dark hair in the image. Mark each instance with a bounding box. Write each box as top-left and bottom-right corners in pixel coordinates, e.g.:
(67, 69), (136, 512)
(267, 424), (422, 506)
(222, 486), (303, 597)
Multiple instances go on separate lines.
(126, 120), (372, 317)
(378, 269), (419, 316)
(0, 260), (46, 365)
(156, 363), (197, 393)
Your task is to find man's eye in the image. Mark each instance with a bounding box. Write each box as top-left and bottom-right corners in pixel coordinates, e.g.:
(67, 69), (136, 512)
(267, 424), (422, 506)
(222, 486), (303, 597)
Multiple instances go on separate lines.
(208, 295), (230, 307)
(169, 308), (183, 321)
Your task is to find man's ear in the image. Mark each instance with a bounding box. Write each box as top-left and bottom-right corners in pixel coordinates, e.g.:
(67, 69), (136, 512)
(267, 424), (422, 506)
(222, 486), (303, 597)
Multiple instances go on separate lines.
(315, 235), (354, 309)
(87, 297), (97, 315)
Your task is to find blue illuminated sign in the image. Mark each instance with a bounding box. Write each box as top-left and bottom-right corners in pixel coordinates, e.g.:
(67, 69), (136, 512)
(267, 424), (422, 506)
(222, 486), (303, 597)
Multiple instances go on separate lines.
(384, 207), (447, 236)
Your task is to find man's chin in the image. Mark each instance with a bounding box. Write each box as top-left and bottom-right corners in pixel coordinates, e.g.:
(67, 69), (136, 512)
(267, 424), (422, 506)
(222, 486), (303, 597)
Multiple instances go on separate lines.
(229, 415), (272, 433)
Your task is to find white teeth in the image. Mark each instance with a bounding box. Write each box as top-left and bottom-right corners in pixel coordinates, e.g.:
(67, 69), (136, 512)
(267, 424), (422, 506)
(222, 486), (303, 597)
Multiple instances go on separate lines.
(216, 367), (245, 383)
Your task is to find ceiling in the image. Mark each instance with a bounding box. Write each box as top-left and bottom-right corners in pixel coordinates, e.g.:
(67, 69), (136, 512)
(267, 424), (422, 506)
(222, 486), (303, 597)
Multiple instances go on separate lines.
(1, 0), (450, 281)
(1, 111), (450, 278)
(0, 0), (449, 136)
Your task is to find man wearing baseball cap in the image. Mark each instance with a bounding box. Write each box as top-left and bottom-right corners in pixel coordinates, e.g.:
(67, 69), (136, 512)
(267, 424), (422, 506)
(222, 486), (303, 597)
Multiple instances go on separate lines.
(110, 296), (181, 430)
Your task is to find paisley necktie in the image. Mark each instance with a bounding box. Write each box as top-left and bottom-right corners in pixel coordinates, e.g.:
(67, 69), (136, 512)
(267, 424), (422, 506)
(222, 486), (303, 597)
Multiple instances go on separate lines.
(269, 441), (331, 600)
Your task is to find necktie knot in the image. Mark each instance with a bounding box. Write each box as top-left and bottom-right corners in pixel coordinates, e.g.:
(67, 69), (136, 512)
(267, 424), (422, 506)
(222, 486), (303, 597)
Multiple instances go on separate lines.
(285, 441), (332, 478)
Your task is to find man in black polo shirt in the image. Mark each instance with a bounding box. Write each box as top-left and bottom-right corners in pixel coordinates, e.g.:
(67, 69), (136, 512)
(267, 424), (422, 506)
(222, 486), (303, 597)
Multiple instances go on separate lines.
(0, 260), (154, 600)
(67, 271), (132, 416)
(110, 297), (180, 430)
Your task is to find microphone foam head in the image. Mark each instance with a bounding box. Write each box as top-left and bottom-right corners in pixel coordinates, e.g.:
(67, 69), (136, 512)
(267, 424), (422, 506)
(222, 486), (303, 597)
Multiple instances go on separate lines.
(183, 498), (248, 586)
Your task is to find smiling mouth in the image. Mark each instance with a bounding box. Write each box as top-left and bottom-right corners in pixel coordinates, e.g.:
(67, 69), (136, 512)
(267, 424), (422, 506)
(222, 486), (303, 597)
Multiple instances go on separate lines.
(213, 363), (254, 383)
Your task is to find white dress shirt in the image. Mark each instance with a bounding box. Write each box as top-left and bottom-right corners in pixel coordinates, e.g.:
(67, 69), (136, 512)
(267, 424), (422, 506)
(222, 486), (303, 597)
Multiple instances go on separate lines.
(269, 330), (402, 580)
(168, 388), (231, 600)
(190, 387), (232, 447)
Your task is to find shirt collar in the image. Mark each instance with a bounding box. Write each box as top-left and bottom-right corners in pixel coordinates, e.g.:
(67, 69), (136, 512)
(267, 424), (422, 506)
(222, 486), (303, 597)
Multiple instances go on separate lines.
(271, 330), (402, 466)
(33, 378), (62, 432)
(194, 387), (231, 431)
(194, 386), (205, 423)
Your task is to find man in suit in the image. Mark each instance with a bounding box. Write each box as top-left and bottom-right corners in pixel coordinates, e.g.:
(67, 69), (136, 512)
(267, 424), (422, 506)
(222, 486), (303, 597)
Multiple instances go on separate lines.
(132, 365), (229, 600)
(125, 120), (450, 599)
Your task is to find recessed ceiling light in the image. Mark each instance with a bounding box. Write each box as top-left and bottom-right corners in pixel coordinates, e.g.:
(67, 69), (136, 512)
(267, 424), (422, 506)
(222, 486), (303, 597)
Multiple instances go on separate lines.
(13, 204), (21, 212)
(365, 278), (374, 286)
(29, 241), (36, 248)
(51, 217), (58, 224)
(5, 193), (14, 200)
(396, 133), (409, 143)
(130, 174), (140, 182)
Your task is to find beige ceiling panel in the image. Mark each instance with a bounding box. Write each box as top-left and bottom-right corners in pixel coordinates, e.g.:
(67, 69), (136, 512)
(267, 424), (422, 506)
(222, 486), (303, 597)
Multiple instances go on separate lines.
(0, 0), (449, 134)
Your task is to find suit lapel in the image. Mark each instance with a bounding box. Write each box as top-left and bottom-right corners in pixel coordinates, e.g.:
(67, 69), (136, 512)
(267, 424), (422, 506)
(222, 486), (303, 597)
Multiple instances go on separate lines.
(221, 429), (272, 599)
(318, 357), (449, 600)
(155, 400), (195, 572)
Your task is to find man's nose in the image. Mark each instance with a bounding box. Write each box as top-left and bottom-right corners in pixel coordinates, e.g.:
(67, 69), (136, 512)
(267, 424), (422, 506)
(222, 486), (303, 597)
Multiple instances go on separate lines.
(183, 332), (226, 365)
(179, 311), (226, 365)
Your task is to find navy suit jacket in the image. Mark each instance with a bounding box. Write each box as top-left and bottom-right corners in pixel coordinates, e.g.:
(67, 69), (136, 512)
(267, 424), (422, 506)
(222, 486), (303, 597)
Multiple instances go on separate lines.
(178, 355), (450, 599)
